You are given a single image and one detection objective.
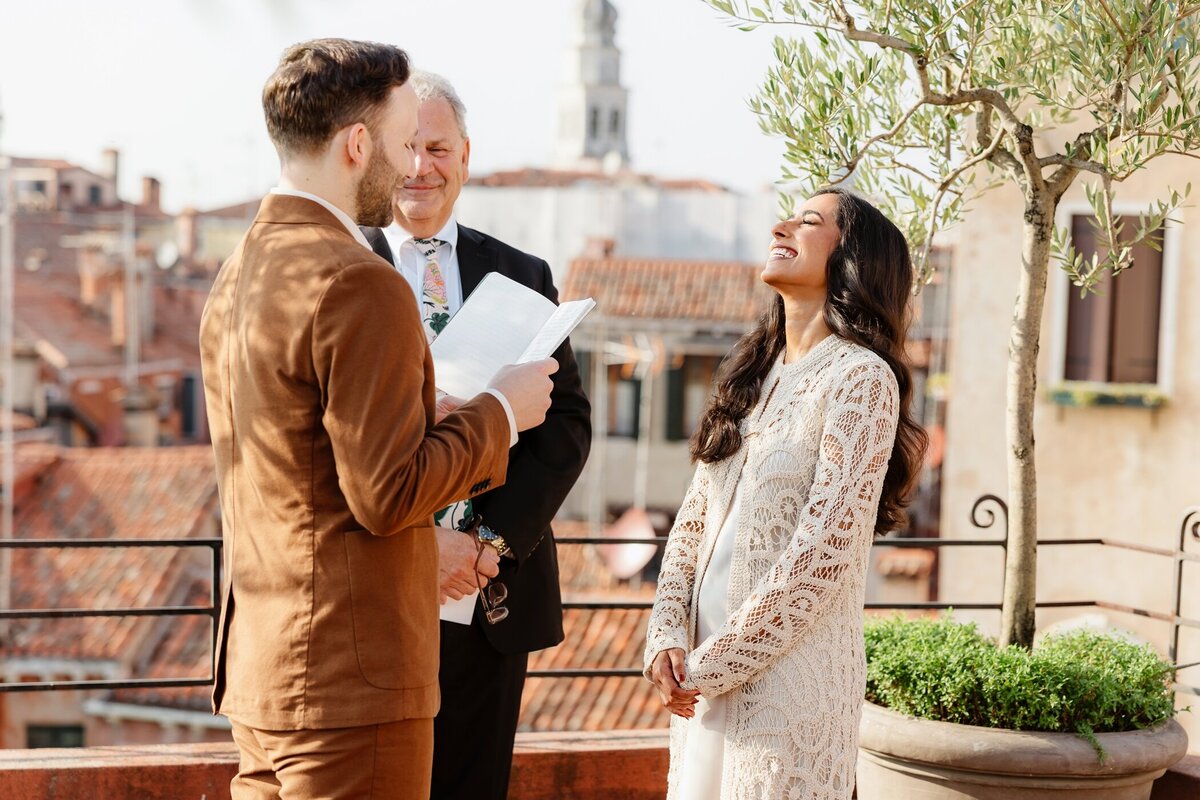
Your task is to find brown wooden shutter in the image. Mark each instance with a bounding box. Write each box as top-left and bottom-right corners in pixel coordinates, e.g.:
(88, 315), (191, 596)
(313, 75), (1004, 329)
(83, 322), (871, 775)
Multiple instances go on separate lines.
(1109, 224), (1163, 384)
(1064, 216), (1113, 382)
(1063, 215), (1164, 384)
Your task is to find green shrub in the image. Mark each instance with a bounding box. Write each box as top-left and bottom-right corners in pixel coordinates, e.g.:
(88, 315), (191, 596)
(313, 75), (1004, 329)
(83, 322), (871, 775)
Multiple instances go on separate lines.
(863, 615), (1177, 758)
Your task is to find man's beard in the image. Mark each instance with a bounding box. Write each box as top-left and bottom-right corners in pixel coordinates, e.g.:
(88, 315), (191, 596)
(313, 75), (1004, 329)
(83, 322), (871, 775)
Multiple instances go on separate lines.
(355, 147), (399, 228)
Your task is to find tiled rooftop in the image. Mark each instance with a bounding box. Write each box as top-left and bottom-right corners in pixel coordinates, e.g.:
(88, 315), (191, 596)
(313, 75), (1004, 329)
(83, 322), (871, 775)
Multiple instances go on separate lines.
(521, 520), (667, 733)
(563, 258), (771, 324)
(15, 274), (198, 371)
(112, 580), (214, 711)
(471, 167), (728, 192)
(7, 445), (217, 664)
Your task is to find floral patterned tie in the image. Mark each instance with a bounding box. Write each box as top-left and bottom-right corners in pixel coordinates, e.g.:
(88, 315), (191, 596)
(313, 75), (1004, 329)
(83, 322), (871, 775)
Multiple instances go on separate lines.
(413, 237), (450, 342)
(412, 237), (473, 530)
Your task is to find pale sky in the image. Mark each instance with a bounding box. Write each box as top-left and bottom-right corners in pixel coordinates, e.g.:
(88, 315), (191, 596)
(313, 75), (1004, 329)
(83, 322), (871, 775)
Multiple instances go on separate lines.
(0, 0), (786, 213)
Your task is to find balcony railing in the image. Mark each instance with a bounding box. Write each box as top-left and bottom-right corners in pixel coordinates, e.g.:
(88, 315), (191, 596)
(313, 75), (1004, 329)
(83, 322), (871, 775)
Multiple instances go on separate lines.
(0, 537), (220, 693)
(1, 496), (1197, 696)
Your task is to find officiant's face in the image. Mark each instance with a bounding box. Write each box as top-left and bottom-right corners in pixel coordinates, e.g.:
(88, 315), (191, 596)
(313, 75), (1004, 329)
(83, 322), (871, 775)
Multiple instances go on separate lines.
(393, 96), (470, 238)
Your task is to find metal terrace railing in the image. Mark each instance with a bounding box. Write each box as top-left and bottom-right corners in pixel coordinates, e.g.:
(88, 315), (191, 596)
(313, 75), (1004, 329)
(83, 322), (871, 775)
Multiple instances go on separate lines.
(532, 496), (1200, 694)
(0, 537), (221, 693)
(0, 497), (1196, 696)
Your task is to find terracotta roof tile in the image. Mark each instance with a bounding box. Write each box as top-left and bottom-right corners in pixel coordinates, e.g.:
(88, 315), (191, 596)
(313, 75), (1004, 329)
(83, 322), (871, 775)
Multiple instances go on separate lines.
(15, 274), (198, 370)
(471, 168), (729, 193)
(10, 156), (79, 171)
(563, 258), (772, 324)
(112, 580), (214, 710)
(520, 521), (666, 733)
(7, 446), (218, 664)
(522, 607), (667, 733)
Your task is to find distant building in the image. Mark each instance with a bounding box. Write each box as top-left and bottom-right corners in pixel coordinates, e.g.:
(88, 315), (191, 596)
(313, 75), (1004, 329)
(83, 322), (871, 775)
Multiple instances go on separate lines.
(456, 0), (776, 280)
(559, 251), (949, 528)
(1, 150), (211, 446)
(555, 0), (630, 170)
(2, 150), (171, 277)
(458, 171), (775, 287)
(560, 256), (771, 519)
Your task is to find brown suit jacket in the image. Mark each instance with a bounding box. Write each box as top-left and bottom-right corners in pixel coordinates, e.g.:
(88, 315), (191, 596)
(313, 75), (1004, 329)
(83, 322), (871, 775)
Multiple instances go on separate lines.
(199, 194), (510, 730)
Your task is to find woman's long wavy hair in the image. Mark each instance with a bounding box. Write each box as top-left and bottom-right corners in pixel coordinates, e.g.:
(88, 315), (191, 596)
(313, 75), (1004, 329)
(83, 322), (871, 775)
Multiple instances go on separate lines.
(689, 187), (928, 535)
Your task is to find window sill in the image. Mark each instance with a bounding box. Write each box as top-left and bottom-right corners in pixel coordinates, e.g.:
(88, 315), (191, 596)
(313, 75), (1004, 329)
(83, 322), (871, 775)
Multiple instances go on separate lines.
(1048, 382), (1168, 409)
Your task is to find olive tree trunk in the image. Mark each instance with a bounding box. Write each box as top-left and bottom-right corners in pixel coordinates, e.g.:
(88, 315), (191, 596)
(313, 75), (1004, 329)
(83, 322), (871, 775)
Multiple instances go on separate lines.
(999, 198), (1057, 649)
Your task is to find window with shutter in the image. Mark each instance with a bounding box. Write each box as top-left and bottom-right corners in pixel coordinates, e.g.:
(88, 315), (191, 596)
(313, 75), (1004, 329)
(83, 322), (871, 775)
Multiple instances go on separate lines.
(1063, 215), (1164, 385)
(607, 364), (640, 439)
(664, 355), (721, 442)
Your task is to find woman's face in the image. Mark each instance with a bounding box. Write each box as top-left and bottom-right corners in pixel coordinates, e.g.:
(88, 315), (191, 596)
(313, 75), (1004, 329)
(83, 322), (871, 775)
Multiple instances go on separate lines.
(761, 192), (842, 295)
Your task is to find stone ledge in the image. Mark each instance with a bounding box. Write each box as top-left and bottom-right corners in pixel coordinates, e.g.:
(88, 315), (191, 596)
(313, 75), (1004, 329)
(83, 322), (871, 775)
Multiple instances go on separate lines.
(511, 729), (668, 800)
(0, 732), (1188, 800)
(0, 731), (669, 800)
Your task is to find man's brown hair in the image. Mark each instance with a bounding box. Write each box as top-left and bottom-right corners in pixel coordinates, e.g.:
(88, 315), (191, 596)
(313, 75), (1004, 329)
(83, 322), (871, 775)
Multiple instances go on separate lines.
(262, 38), (410, 157)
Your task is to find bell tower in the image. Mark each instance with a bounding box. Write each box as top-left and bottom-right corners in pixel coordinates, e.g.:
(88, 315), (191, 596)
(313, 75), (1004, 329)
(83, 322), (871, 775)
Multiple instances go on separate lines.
(554, 0), (630, 170)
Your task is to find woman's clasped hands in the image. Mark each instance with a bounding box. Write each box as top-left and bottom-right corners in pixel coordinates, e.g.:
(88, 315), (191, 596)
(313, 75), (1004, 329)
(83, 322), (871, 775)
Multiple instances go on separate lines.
(650, 648), (701, 719)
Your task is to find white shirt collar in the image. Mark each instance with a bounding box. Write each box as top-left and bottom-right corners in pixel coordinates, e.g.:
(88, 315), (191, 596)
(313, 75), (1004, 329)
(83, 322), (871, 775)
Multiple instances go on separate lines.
(385, 214), (459, 250)
(269, 187), (372, 250)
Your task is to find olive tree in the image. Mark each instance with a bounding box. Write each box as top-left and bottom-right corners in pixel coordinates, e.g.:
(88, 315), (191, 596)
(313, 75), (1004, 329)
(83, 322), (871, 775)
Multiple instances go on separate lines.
(707, 0), (1200, 647)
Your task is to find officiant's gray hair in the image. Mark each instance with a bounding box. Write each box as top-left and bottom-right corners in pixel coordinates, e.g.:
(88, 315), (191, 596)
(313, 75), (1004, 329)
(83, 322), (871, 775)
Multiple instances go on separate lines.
(409, 71), (468, 138)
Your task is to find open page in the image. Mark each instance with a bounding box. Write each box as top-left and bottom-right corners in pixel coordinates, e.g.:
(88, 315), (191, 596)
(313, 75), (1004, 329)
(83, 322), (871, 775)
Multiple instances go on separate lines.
(518, 299), (597, 362)
(430, 272), (595, 397)
(430, 273), (558, 398)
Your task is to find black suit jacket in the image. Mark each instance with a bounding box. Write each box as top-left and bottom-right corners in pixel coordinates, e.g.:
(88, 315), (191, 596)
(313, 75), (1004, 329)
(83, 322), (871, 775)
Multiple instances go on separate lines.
(363, 224), (592, 654)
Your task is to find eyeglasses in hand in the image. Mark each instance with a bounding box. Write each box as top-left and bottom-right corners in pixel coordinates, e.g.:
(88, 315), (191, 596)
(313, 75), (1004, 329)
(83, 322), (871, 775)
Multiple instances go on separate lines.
(464, 514), (509, 625)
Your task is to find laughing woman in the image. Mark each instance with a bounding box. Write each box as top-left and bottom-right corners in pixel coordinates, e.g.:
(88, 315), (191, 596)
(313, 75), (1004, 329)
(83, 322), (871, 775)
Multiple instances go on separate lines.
(644, 188), (927, 800)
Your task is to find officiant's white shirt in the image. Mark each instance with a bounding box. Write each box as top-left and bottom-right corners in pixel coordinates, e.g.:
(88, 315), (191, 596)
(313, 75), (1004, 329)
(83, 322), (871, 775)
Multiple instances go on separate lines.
(382, 215), (464, 313)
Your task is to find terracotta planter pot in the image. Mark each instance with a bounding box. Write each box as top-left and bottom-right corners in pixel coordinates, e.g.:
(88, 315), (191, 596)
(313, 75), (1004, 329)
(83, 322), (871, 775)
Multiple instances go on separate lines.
(856, 701), (1188, 800)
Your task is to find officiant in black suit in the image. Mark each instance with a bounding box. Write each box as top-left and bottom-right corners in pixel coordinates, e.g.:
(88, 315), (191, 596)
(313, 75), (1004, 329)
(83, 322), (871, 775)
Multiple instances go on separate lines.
(362, 71), (591, 800)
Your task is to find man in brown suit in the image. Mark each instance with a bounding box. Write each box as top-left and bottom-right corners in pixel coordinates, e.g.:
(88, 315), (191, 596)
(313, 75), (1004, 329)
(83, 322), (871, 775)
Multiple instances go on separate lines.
(199, 39), (557, 799)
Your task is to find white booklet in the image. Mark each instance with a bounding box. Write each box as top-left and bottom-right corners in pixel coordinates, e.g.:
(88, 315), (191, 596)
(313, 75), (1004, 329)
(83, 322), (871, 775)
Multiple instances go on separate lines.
(430, 272), (596, 398)
(440, 590), (478, 625)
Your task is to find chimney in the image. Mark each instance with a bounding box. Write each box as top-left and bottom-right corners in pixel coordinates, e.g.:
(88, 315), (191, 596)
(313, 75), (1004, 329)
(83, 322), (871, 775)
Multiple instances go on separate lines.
(582, 237), (616, 258)
(78, 247), (112, 311)
(100, 147), (119, 188)
(10, 340), (40, 414)
(121, 384), (159, 447)
(141, 176), (161, 211)
(177, 207), (198, 267)
(110, 277), (127, 347)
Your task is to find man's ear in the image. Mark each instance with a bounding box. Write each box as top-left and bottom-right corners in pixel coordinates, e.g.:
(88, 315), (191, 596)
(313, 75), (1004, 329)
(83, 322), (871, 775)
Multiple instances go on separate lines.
(345, 122), (371, 170)
(461, 137), (471, 183)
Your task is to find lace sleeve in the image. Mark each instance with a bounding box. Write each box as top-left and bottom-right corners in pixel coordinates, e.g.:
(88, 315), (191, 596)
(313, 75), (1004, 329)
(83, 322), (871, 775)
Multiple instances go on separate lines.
(684, 362), (899, 697)
(643, 462), (711, 680)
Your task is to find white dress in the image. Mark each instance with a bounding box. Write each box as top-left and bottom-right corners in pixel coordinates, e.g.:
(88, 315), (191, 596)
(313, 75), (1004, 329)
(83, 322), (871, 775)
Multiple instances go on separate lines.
(644, 336), (900, 800)
(675, 483), (742, 799)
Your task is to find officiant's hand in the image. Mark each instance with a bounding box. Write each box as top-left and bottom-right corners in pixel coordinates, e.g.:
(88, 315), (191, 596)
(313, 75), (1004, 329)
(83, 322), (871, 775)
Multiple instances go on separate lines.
(434, 392), (465, 424)
(650, 648), (700, 719)
(437, 526), (500, 602)
(488, 358), (558, 432)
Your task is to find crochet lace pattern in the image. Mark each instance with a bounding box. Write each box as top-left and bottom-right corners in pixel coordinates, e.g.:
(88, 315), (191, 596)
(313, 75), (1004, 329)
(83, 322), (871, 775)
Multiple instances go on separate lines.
(645, 335), (899, 800)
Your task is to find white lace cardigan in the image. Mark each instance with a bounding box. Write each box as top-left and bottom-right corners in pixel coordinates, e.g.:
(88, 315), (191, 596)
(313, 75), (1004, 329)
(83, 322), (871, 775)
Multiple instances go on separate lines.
(644, 335), (900, 800)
